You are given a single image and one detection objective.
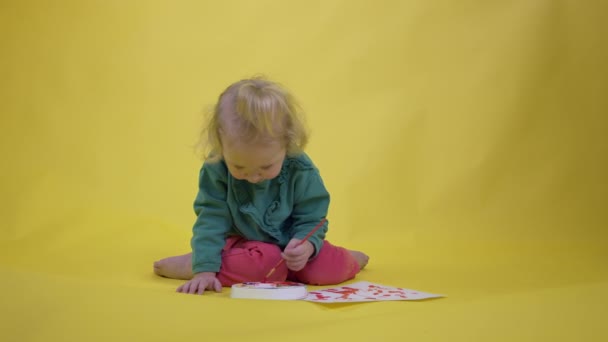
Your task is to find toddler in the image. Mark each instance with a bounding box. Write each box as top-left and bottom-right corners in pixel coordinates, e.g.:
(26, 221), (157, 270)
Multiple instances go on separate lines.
(154, 77), (369, 295)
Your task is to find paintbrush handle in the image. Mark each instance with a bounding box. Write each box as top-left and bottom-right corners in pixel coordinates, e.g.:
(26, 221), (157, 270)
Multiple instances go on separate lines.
(263, 218), (327, 281)
(296, 218), (327, 247)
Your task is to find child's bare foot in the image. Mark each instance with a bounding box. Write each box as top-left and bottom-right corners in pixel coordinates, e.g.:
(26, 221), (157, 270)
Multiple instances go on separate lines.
(153, 253), (193, 280)
(349, 250), (369, 271)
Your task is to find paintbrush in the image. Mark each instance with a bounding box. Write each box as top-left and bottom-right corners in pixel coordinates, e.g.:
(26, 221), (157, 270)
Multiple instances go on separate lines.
(263, 218), (327, 282)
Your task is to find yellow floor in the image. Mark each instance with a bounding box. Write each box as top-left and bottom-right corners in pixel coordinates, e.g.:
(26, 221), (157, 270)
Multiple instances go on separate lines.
(1, 1), (607, 341)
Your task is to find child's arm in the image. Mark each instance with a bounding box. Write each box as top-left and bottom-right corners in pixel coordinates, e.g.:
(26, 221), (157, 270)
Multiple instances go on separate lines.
(287, 170), (330, 269)
(182, 162), (232, 294)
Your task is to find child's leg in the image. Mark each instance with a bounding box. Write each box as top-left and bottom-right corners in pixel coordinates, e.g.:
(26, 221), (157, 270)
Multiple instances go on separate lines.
(289, 240), (368, 285)
(154, 253), (192, 280)
(215, 237), (288, 286)
(154, 237), (288, 285)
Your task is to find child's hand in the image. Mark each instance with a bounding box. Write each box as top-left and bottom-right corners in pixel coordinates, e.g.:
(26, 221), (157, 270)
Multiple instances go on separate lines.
(176, 272), (222, 295)
(282, 239), (315, 272)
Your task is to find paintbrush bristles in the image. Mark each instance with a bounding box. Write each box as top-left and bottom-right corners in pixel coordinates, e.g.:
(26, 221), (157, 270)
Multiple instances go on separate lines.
(264, 267), (278, 280)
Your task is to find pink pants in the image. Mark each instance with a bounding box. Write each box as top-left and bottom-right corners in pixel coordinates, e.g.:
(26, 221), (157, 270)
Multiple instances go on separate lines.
(215, 237), (360, 286)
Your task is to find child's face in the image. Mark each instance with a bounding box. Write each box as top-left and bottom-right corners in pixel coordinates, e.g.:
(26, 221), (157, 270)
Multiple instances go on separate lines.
(222, 137), (286, 184)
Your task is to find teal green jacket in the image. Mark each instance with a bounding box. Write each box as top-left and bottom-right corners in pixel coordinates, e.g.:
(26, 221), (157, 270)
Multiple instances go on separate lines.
(190, 153), (330, 274)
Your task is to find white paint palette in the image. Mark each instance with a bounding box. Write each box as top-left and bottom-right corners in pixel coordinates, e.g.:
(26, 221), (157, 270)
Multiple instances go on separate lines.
(230, 282), (308, 300)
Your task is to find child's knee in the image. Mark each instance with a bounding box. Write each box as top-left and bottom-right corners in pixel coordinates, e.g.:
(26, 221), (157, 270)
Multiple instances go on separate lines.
(219, 241), (287, 284)
(291, 241), (360, 285)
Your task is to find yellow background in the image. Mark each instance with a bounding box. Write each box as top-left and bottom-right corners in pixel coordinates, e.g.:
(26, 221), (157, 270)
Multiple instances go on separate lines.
(1, 0), (607, 341)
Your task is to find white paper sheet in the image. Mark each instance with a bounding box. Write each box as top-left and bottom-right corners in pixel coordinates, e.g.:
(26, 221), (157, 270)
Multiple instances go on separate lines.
(303, 281), (443, 303)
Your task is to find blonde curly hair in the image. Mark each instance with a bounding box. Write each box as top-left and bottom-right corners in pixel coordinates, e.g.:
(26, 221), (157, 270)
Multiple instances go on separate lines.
(197, 76), (309, 162)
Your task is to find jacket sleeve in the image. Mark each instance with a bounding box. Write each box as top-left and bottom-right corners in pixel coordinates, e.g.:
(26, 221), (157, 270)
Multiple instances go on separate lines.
(290, 169), (330, 258)
(190, 161), (233, 273)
